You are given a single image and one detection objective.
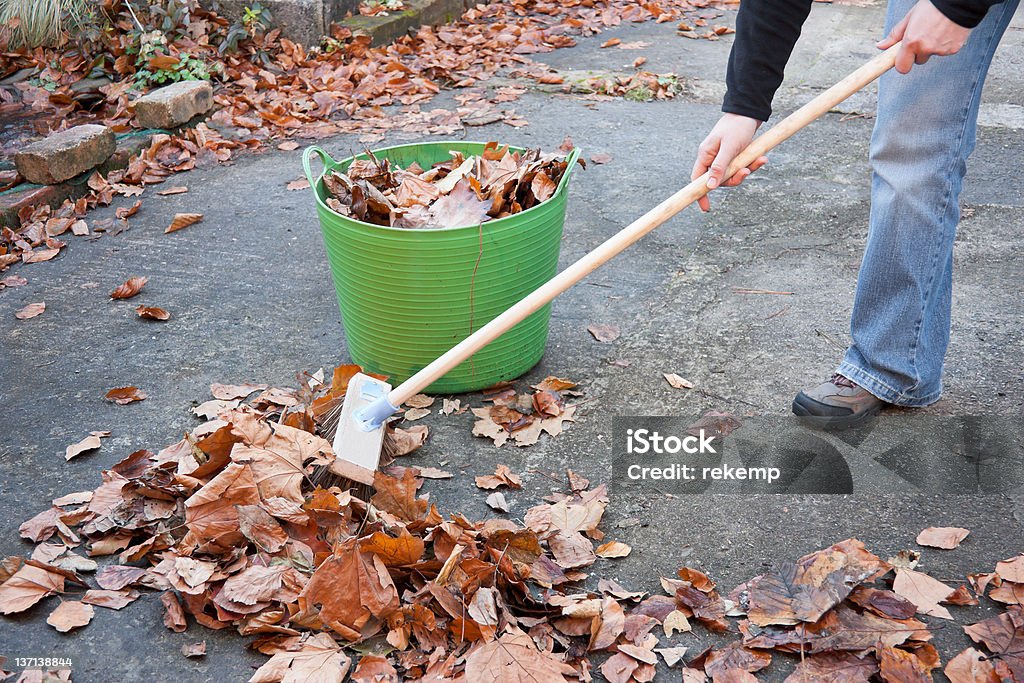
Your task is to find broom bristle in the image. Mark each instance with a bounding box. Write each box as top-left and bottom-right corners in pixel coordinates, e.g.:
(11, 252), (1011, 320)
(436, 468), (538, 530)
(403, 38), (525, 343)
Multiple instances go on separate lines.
(309, 414), (398, 497)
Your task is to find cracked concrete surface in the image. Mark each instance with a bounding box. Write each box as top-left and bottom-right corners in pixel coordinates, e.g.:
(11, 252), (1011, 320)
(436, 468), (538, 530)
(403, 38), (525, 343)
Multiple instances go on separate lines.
(1, 2), (1021, 680)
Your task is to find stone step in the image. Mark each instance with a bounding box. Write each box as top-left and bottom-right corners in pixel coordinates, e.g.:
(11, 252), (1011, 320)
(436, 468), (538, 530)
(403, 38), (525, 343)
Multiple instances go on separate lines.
(14, 125), (116, 186)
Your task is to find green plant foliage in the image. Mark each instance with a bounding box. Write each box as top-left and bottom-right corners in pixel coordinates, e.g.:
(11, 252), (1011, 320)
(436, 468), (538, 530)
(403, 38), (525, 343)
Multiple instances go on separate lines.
(220, 2), (273, 54)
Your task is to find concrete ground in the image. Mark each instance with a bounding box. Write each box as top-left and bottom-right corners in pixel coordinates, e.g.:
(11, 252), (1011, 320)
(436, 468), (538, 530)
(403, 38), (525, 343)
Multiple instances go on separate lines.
(2, 2), (1022, 680)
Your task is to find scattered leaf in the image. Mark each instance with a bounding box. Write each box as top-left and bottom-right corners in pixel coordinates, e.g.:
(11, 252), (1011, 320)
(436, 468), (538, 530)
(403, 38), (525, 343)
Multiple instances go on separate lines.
(476, 464), (523, 490)
(165, 213), (203, 234)
(596, 541), (632, 558)
(916, 526), (969, 549)
(110, 276), (148, 299)
(115, 199), (142, 219)
(486, 491), (509, 512)
(135, 305), (171, 320)
(47, 600), (94, 632)
(157, 186), (188, 196)
(587, 324), (620, 342)
(105, 386), (147, 404)
(664, 373), (694, 390)
(15, 302), (45, 320)
(65, 434), (102, 461)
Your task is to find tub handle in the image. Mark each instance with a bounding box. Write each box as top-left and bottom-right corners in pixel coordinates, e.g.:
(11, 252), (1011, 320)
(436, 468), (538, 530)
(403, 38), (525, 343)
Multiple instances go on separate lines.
(302, 146), (335, 188)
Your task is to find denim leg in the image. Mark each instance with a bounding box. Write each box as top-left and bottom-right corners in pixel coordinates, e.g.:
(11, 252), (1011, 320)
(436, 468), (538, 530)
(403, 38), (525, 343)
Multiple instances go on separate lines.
(837, 0), (1019, 407)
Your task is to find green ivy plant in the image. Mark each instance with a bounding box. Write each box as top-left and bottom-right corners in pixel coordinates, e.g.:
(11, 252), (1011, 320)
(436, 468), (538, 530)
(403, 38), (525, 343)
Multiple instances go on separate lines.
(219, 2), (273, 54)
(134, 51), (212, 86)
(129, 24), (215, 88)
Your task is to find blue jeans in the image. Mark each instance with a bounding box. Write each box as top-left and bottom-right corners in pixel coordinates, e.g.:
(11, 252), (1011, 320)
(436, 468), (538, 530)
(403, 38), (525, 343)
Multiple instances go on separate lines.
(837, 0), (1019, 406)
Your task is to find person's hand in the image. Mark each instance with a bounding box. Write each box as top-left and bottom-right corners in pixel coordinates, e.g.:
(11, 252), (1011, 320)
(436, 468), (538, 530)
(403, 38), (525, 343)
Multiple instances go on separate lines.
(878, 0), (972, 74)
(690, 113), (766, 212)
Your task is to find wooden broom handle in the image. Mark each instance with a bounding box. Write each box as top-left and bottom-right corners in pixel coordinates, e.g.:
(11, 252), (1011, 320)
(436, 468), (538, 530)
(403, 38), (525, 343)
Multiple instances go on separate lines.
(387, 44), (900, 407)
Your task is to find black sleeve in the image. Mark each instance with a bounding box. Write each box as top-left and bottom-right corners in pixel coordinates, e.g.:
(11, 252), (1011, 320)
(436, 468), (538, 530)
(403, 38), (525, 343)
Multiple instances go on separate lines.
(722, 0), (814, 122)
(930, 0), (1004, 27)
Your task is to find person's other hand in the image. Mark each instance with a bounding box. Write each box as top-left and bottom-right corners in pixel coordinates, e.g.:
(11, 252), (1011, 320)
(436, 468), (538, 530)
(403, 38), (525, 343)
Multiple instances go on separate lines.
(878, 0), (971, 74)
(690, 113), (766, 212)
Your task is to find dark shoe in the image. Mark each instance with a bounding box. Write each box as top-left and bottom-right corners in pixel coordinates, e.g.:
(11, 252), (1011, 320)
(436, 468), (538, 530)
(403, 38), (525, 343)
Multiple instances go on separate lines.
(792, 374), (884, 429)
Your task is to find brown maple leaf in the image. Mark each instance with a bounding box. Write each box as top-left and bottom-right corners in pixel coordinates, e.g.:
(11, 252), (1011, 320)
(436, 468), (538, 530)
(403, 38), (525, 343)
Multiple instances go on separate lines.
(298, 538), (399, 640)
(464, 631), (575, 682)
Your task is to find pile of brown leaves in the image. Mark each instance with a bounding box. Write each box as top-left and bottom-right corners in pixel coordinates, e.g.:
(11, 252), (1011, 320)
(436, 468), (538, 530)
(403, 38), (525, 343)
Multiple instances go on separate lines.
(2, 360), (1024, 681)
(472, 376), (580, 447)
(322, 142), (572, 228)
(2, 363), (616, 681)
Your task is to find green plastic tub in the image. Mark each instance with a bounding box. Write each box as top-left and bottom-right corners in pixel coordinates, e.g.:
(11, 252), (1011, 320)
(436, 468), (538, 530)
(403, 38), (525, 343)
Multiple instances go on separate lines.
(302, 141), (579, 393)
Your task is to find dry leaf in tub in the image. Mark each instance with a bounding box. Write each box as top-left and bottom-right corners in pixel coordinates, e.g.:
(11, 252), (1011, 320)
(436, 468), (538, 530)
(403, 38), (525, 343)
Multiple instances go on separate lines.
(15, 302), (45, 320)
(105, 386), (147, 404)
(427, 179), (492, 229)
(135, 305), (170, 321)
(165, 213), (203, 234)
(110, 276), (148, 299)
(394, 174), (441, 208)
(531, 172), (557, 203)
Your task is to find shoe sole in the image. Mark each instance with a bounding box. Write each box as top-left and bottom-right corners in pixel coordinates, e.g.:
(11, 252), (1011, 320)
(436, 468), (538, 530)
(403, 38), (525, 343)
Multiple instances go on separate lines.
(791, 393), (882, 430)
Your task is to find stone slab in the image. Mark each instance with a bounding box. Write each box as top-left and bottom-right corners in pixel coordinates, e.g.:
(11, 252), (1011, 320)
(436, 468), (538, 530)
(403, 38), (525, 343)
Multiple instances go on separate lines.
(14, 125), (115, 186)
(133, 80), (214, 130)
